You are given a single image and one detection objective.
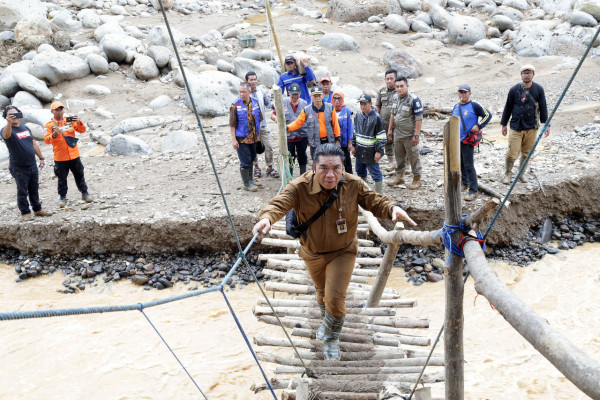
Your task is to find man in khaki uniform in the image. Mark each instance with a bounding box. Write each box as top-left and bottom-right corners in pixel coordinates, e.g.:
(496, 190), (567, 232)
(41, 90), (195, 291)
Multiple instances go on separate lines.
(253, 143), (416, 360)
(386, 77), (424, 190)
(375, 69), (397, 172)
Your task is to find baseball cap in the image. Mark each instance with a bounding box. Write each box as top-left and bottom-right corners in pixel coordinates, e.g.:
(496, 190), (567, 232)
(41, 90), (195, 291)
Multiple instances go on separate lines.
(310, 86), (323, 95)
(288, 82), (301, 95)
(320, 75), (331, 83)
(51, 101), (64, 110)
(521, 64), (535, 72)
(285, 55), (296, 64)
(458, 84), (471, 92)
(358, 94), (372, 103)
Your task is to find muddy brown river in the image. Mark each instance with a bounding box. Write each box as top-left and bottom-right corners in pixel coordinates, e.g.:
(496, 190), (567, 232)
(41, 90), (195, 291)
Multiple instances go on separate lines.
(1, 244), (599, 399)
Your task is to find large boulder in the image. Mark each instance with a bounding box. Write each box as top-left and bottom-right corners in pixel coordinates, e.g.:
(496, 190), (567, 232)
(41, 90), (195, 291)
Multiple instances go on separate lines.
(474, 39), (503, 52)
(574, 0), (600, 20)
(106, 135), (153, 156)
(72, 0), (94, 7)
(384, 14), (410, 33)
(13, 72), (53, 102)
(233, 57), (279, 87)
(400, 0), (422, 11)
(14, 16), (52, 49)
(111, 116), (180, 135)
(161, 130), (198, 153)
(185, 70), (243, 117)
(502, 0), (529, 10)
(79, 9), (102, 28)
(0, 61), (32, 97)
(0, 0), (46, 30)
(325, 0), (401, 22)
(13, 91), (42, 108)
(382, 50), (423, 79)
(21, 108), (52, 126)
(448, 15), (487, 45)
(133, 55), (159, 80)
(493, 5), (524, 20)
(513, 22), (552, 56)
(411, 20), (432, 32)
(492, 14), (515, 30)
(29, 52), (91, 85)
(148, 26), (186, 49)
(94, 22), (124, 42)
(147, 46), (171, 68)
(51, 11), (83, 31)
(540, 0), (571, 14)
(318, 33), (360, 52)
(86, 54), (109, 74)
(429, 5), (452, 29)
(469, 0), (497, 12)
(571, 10), (598, 26)
(101, 34), (143, 63)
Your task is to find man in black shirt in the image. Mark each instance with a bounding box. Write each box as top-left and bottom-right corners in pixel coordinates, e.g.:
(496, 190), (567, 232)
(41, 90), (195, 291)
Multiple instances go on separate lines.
(2, 106), (53, 221)
(500, 64), (549, 184)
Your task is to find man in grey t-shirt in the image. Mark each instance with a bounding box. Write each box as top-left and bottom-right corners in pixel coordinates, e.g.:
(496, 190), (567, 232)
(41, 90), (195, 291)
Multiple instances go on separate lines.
(385, 77), (424, 190)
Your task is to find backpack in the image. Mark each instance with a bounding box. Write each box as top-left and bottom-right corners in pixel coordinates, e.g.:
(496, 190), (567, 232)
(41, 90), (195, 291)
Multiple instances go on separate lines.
(458, 104), (482, 147)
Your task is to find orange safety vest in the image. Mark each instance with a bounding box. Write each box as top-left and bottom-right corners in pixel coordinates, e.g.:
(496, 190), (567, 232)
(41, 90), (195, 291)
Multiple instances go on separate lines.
(44, 118), (86, 161)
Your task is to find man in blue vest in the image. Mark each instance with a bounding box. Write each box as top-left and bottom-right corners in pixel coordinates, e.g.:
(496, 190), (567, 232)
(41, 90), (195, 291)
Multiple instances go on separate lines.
(229, 82), (263, 191)
(271, 82), (309, 177)
(277, 55), (315, 103)
(451, 84), (492, 201)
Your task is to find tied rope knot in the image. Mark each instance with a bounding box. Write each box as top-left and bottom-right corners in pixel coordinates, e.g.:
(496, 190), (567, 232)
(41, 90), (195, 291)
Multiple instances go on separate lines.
(439, 214), (486, 258)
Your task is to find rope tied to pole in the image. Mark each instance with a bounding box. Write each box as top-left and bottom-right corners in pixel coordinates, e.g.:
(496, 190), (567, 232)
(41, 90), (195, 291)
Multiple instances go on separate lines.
(441, 215), (486, 258)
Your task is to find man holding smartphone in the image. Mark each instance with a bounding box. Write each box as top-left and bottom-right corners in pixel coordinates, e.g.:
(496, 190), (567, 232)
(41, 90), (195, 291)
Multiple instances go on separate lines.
(2, 106), (53, 221)
(44, 101), (93, 208)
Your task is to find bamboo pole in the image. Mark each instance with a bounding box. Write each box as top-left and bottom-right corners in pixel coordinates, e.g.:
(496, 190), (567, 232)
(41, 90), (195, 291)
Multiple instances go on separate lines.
(256, 298), (415, 308)
(293, 293), (402, 302)
(295, 350), (407, 361)
(443, 116), (464, 400)
(264, 0), (284, 71)
(366, 222), (403, 308)
(291, 328), (399, 347)
(253, 306), (395, 317)
(289, 378), (413, 394)
(261, 267), (369, 284)
(257, 352), (445, 368)
(258, 314), (429, 331)
(260, 237), (382, 256)
(463, 240), (600, 399)
(264, 282), (399, 296)
(273, 85), (289, 176)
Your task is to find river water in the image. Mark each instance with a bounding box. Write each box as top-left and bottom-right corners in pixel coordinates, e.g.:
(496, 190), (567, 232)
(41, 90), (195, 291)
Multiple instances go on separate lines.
(1, 244), (599, 400)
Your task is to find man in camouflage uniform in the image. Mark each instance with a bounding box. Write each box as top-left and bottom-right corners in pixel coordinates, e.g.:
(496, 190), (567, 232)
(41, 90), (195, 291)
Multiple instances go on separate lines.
(375, 69), (397, 173)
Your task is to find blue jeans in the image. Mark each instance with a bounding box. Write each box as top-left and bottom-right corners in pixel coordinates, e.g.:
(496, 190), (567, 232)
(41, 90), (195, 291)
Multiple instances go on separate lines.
(9, 164), (41, 215)
(460, 143), (477, 193)
(355, 161), (382, 182)
(237, 142), (257, 168)
(287, 138), (308, 175)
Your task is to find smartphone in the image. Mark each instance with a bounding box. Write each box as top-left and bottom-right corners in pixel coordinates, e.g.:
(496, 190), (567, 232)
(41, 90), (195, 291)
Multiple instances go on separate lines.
(12, 112), (23, 119)
(66, 116), (74, 122)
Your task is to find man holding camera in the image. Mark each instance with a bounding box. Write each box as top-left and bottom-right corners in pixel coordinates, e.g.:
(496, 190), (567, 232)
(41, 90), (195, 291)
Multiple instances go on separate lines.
(44, 101), (93, 208)
(2, 106), (53, 221)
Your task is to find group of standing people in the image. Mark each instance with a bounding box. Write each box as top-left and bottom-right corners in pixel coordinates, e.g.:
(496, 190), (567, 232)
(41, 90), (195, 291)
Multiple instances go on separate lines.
(2, 101), (93, 221)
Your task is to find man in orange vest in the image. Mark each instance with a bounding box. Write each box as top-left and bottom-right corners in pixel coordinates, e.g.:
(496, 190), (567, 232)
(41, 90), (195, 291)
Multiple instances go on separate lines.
(44, 101), (93, 208)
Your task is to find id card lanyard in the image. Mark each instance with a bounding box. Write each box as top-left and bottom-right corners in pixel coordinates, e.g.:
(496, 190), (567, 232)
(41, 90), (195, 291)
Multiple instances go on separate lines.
(336, 207), (347, 234)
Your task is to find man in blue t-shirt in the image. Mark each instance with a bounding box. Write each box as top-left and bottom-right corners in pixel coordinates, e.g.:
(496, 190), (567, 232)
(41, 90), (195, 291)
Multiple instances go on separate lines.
(1, 106), (53, 221)
(451, 84), (492, 201)
(277, 55), (315, 103)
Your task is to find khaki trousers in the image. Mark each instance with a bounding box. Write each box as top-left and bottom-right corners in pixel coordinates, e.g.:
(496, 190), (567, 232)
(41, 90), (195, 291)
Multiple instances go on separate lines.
(506, 128), (537, 163)
(394, 136), (422, 176)
(299, 240), (358, 318)
(255, 127), (274, 167)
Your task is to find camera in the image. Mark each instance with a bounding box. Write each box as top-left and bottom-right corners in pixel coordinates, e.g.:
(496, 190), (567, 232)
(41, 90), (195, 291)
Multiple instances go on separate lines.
(12, 112), (23, 119)
(66, 116), (75, 122)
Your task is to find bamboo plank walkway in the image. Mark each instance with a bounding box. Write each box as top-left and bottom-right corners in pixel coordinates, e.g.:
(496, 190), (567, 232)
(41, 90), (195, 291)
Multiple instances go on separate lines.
(252, 216), (442, 399)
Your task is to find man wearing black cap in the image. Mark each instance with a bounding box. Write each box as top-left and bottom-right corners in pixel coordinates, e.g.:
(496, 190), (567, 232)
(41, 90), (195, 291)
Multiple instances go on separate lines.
(287, 86), (341, 160)
(451, 84), (492, 201)
(271, 82), (309, 177)
(351, 94), (387, 194)
(500, 64), (549, 185)
(277, 55), (315, 103)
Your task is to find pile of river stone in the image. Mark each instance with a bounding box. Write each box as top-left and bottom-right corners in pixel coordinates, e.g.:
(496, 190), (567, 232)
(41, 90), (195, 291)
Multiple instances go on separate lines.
(1, 248), (266, 293)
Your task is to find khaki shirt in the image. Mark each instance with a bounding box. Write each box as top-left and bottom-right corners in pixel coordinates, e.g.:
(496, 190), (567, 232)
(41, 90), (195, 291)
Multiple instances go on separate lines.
(376, 87), (396, 126)
(391, 92), (424, 139)
(259, 172), (398, 253)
